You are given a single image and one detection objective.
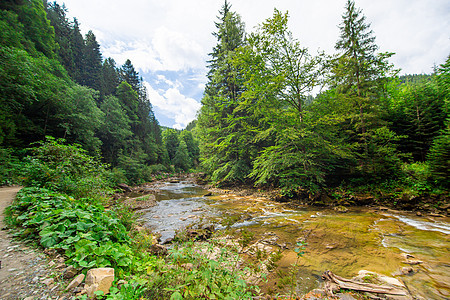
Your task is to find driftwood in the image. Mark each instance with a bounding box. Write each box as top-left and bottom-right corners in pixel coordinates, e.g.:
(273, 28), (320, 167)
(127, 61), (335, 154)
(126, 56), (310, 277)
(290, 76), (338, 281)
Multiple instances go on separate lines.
(322, 270), (408, 297)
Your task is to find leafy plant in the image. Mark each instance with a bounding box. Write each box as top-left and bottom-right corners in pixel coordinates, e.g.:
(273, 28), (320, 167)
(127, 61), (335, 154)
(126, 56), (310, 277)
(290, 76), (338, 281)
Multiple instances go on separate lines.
(145, 241), (257, 299)
(6, 187), (132, 274)
(19, 137), (113, 199)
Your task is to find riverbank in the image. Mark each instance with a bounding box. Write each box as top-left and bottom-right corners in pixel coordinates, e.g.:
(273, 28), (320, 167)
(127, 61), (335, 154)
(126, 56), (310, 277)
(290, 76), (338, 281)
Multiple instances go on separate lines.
(197, 177), (449, 217)
(126, 176), (449, 299)
(0, 187), (73, 300)
(2, 178), (449, 299)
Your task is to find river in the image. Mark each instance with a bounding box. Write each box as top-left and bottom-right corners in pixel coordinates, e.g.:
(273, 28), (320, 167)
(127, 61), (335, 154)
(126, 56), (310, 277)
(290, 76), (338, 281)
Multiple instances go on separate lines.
(141, 180), (450, 299)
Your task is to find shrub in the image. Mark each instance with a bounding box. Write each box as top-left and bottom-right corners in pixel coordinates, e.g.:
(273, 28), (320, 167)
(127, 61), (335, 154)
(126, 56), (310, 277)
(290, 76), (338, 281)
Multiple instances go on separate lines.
(19, 136), (113, 199)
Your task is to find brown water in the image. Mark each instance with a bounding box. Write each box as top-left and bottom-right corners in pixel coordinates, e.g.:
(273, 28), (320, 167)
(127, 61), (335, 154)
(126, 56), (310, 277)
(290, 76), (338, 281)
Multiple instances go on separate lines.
(143, 182), (450, 299)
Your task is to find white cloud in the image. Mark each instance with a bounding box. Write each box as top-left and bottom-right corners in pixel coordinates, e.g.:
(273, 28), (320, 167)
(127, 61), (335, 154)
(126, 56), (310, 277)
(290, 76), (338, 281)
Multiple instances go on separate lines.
(155, 74), (183, 89)
(144, 82), (201, 129)
(102, 27), (205, 73)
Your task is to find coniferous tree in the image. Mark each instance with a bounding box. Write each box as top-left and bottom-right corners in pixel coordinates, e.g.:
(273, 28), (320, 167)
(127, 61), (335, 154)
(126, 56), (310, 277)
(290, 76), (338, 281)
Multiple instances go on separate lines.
(47, 2), (75, 76)
(329, 0), (398, 177)
(197, 0), (250, 184)
(82, 30), (102, 91)
(120, 59), (141, 94)
(70, 18), (85, 84)
(101, 57), (120, 97)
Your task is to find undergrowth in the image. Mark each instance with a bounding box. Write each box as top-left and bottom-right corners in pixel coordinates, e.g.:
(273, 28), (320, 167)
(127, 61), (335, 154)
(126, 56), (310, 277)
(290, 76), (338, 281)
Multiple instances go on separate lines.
(4, 138), (257, 299)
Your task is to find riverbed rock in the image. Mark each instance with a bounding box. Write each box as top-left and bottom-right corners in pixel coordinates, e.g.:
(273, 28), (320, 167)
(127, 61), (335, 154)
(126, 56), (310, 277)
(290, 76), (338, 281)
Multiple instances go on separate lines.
(63, 265), (78, 279)
(66, 274), (85, 290)
(84, 268), (114, 298)
(41, 277), (54, 286)
(401, 267), (414, 275)
(149, 244), (168, 256)
(400, 253), (415, 260)
(334, 206), (349, 213)
(117, 183), (132, 193)
(402, 259), (423, 265)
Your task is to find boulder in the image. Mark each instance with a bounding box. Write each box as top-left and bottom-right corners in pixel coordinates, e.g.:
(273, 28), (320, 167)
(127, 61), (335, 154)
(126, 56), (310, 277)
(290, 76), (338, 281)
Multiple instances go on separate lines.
(117, 183), (132, 193)
(84, 268), (115, 297)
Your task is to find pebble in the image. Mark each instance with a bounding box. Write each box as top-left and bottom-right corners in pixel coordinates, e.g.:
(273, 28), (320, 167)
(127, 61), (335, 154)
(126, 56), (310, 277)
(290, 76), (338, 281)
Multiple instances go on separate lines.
(42, 278), (55, 286)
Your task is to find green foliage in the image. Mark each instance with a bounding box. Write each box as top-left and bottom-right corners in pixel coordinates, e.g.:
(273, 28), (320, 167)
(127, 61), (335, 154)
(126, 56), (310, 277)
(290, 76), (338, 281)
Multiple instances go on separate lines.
(0, 147), (24, 185)
(1, 0), (165, 185)
(66, 239), (133, 271)
(6, 187), (131, 271)
(163, 129), (180, 161)
(387, 80), (446, 161)
(150, 241), (256, 299)
(103, 280), (148, 300)
(1, 0), (58, 58)
(62, 85), (104, 153)
(19, 137), (113, 199)
(173, 140), (191, 172)
(82, 30), (102, 90)
(0, 46), (69, 146)
(427, 128), (450, 188)
(293, 241), (307, 258)
(196, 1), (251, 186)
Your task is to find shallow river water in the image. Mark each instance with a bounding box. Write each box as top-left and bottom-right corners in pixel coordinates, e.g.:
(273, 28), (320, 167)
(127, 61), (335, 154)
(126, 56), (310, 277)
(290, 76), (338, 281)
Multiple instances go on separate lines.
(142, 181), (450, 299)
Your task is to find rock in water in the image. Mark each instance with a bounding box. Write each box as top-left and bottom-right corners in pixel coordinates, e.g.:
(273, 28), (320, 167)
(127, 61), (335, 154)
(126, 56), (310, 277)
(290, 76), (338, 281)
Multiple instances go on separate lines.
(84, 268), (114, 297)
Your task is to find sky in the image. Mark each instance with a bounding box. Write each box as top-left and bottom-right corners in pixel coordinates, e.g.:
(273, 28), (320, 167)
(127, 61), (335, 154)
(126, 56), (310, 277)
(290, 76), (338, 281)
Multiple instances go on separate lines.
(55, 0), (450, 129)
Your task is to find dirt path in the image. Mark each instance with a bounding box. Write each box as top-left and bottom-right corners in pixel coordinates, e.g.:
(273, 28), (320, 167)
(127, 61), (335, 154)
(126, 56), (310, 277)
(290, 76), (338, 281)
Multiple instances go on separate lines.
(0, 187), (67, 300)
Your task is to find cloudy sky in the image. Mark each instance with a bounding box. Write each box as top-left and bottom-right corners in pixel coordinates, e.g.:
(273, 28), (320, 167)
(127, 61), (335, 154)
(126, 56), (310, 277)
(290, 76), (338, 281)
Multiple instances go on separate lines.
(55, 0), (450, 129)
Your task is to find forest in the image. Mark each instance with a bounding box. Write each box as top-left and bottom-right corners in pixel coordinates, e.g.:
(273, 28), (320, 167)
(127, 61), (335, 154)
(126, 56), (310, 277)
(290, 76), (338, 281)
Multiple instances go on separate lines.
(0, 0), (449, 299)
(0, 0), (448, 198)
(0, 0), (199, 186)
(196, 1), (449, 199)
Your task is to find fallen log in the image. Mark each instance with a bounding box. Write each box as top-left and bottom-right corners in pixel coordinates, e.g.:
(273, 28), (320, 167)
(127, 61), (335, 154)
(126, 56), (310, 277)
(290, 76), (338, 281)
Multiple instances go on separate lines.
(322, 270), (409, 297)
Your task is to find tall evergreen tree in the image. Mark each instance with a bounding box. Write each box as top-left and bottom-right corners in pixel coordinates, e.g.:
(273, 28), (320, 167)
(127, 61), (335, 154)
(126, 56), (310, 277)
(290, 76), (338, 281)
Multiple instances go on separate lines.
(70, 18), (85, 84)
(120, 59), (141, 94)
(329, 0), (398, 176)
(197, 0), (250, 184)
(46, 2), (75, 76)
(101, 57), (120, 97)
(82, 30), (102, 91)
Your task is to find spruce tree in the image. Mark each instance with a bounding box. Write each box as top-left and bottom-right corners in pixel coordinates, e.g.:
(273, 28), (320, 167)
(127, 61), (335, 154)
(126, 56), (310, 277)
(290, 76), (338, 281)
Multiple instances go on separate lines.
(120, 59), (141, 94)
(47, 2), (75, 77)
(101, 57), (120, 97)
(82, 30), (102, 91)
(70, 18), (85, 84)
(330, 0), (398, 176)
(197, 0), (251, 184)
